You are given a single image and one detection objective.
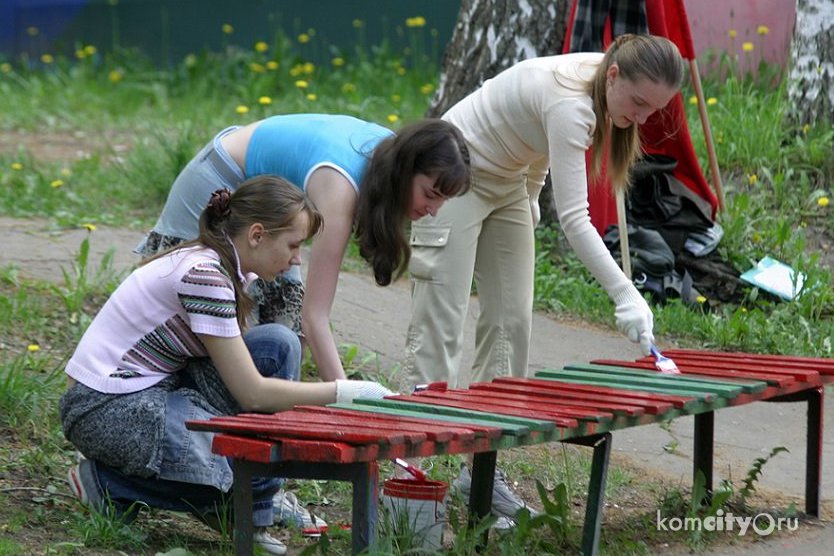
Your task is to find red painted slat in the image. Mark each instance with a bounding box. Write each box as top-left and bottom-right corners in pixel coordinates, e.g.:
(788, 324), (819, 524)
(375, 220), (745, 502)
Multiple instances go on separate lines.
(590, 359), (796, 388)
(414, 389), (616, 421)
(295, 405), (504, 440)
(291, 406), (472, 442)
(470, 382), (672, 415)
(492, 377), (696, 409)
(231, 412), (430, 444)
(660, 350), (834, 376)
(419, 388), (635, 418)
(393, 393), (579, 429)
(188, 416), (416, 445)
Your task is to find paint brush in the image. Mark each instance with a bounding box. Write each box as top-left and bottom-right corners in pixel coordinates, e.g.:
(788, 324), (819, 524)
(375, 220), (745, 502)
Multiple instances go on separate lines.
(650, 345), (680, 374)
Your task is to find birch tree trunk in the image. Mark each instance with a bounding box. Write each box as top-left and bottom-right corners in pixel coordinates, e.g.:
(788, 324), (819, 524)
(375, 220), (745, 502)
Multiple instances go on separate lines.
(426, 0), (570, 118)
(427, 0), (570, 226)
(787, 0), (834, 127)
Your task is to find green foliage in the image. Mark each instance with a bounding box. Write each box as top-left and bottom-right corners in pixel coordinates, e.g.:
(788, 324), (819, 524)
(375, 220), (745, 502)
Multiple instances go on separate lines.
(738, 446), (789, 509)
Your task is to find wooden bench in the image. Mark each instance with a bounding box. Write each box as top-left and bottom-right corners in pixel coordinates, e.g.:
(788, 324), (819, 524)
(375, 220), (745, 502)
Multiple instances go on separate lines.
(186, 349), (834, 555)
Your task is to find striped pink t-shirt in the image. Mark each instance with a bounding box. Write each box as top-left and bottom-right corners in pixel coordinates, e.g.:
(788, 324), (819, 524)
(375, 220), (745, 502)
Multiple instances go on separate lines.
(66, 246), (255, 394)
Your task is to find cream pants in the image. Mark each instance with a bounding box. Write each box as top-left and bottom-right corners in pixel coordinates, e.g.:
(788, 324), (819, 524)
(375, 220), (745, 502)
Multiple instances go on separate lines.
(404, 173), (535, 389)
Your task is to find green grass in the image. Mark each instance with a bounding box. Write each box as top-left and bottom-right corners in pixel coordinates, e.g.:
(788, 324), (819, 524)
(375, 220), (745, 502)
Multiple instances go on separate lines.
(1, 17), (831, 556)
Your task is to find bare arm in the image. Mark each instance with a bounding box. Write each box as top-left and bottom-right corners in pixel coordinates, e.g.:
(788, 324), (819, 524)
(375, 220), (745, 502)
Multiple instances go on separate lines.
(199, 333), (337, 413)
(302, 167), (358, 381)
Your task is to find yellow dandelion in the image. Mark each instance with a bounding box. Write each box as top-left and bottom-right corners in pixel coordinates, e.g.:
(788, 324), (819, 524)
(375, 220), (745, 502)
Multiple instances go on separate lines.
(696, 295), (707, 304)
(1, 62), (11, 73)
(706, 97), (718, 106)
(387, 114), (399, 124)
(742, 42), (754, 52)
(249, 62), (265, 73)
(258, 96), (272, 105)
(83, 223), (97, 231)
(11, 162), (23, 171)
(818, 197), (830, 207)
(84, 45), (97, 56)
(40, 54), (54, 64)
(235, 105), (249, 114)
(254, 41), (269, 53)
(420, 83), (435, 95)
(27, 344), (40, 352)
(75, 49), (86, 59)
(289, 64), (303, 77)
(802, 123), (811, 134)
(331, 57), (345, 67)
(728, 29), (737, 38)
(748, 173), (758, 185)
(60, 167), (72, 177)
(295, 80), (308, 89)
(716, 131), (724, 145)
(298, 33), (310, 44)
(266, 60), (279, 70)
(108, 69), (123, 83)
(306, 93), (317, 101)
(26, 26), (39, 36)
(757, 25), (770, 35)
(341, 83), (356, 93)
(741, 307), (748, 313)
(303, 62), (315, 74)
(751, 232), (762, 243)
(689, 95), (698, 105)
(50, 179), (64, 188)
(222, 23), (234, 35)
(405, 16), (427, 28)
(391, 94), (401, 103)
(353, 19), (364, 29)
(397, 67), (406, 76)
(184, 53), (197, 68)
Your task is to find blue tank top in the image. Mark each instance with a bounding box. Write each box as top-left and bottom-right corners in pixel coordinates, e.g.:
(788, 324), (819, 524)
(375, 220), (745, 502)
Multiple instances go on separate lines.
(245, 114), (393, 192)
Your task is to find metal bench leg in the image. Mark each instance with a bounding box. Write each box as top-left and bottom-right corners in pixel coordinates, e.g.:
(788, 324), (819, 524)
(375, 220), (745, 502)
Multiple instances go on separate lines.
(566, 433), (612, 556)
(231, 460), (255, 556)
(693, 411), (714, 502)
(470, 450), (498, 551)
(350, 461), (379, 555)
(805, 387), (823, 517)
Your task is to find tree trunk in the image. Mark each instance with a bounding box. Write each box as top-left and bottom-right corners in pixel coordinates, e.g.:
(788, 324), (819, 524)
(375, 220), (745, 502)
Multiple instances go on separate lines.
(428, 0), (570, 226)
(426, 0), (570, 118)
(787, 0), (834, 127)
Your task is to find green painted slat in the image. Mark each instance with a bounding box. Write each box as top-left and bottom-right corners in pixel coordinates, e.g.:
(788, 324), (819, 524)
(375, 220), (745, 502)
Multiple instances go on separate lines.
(534, 369), (729, 400)
(330, 402), (532, 435)
(563, 363), (768, 394)
(560, 365), (745, 395)
(348, 399), (556, 434)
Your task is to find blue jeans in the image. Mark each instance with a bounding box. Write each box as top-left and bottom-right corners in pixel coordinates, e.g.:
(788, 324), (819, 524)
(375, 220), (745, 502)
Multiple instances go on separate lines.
(87, 324), (301, 527)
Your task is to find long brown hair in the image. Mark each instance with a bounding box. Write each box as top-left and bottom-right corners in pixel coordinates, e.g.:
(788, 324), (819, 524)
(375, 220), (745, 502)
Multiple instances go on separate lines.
(146, 176), (322, 329)
(586, 34), (684, 190)
(355, 119), (471, 286)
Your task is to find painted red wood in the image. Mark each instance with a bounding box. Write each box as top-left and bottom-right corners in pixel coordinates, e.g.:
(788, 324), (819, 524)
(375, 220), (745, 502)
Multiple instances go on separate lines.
(294, 406), (505, 440)
(661, 350), (834, 376)
(469, 381), (673, 415)
(292, 406), (474, 442)
(188, 415), (421, 445)
(590, 359), (797, 388)
(393, 393), (578, 430)
(416, 389), (616, 424)
(492, 377), (697, 409)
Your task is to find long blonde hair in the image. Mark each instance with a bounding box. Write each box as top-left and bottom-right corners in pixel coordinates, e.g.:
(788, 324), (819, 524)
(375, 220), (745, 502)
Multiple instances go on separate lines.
(586, 34), (684, 190)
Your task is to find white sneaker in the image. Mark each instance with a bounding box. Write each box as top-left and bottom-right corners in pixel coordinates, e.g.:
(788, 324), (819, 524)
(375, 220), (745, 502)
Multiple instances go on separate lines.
(254, 528), (287, 556)
(273, 489), (328, 536)
(452, 464), (541, 524)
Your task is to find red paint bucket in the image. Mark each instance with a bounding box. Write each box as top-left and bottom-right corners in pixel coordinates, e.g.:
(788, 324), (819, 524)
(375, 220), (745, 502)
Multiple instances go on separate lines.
(381, 478), (449, 550)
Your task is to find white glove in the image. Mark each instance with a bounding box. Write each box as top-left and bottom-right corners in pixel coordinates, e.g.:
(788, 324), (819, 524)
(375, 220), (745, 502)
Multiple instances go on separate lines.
(612, 285), (655, 356)
(526, 179), (544, 228)
(335, 379), (394, 404)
